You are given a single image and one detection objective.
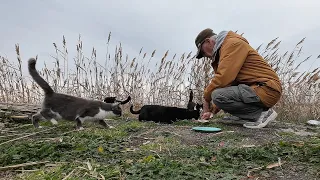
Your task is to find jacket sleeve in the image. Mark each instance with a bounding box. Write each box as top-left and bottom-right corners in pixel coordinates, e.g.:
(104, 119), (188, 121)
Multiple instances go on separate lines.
(203, 40), (249, 102)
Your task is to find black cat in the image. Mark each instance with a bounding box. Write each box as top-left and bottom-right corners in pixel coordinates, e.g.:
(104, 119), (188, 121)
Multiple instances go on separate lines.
(187, 89), (203, 110)
(130, 104), (201, 124)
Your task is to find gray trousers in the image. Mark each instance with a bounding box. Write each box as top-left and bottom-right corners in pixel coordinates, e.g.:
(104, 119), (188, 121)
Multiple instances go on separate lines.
(211, 84), (269, 120)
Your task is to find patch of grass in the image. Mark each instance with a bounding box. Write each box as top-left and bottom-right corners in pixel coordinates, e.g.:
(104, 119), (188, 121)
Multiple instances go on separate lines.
(118, 120), (146, 133)
(0, 120), (319, 179)
(14, 161), (123, 180)
(123, 136), (320, 179)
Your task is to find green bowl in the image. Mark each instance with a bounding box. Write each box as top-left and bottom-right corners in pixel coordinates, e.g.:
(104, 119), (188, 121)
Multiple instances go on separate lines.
(192, 127), (222, 132)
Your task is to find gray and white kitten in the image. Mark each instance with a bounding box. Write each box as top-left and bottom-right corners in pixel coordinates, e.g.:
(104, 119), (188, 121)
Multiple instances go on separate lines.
(28, 57), (124, 130)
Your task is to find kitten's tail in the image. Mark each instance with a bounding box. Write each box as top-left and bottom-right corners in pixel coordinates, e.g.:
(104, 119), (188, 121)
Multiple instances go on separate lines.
(129, 105), (141, 114)
(28, 58), (54, 95)
(189, 89), (193, 102)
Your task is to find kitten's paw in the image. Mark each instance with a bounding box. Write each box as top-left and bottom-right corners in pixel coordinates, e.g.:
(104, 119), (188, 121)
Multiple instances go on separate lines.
(50, 119), (58, 125)
(108, 125), (115, 129)
(38, 126), (43, 129)
(77, 127), (84, 131)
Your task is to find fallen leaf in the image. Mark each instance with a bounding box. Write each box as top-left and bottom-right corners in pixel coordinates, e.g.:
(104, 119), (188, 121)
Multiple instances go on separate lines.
(242, 145), (256, 148)
(266, 161), (285, 169)
(97, 146), (104, 153)
(124, 148), (136, 152)
(143, 155), (155, 163)
(194, 119), (209, 123)
(199, 162), (211, 166)
(143, 141), (150, 145)
(211, 156), (217, 162)
(219, 141), (225, 147)
(292, 141), (304, 147)
(125, 159), (133, 164)
(100, 174), (105, 180)
(246, 171), (255, 179)
(10, 115), (28, 119)
(86, 161), (93, 171)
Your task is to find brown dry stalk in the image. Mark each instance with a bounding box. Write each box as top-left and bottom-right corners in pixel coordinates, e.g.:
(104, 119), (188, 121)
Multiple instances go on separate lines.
(0, 34), (319, 120)
(0, 127), (56, 146)
(0, 161), (50, 171)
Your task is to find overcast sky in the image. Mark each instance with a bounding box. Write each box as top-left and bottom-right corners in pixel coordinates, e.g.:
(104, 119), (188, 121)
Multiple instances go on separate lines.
(1, 0), (320, 75)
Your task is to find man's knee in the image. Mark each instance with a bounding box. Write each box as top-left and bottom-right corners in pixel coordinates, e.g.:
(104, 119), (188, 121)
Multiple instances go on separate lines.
(211, 88), (229, 105)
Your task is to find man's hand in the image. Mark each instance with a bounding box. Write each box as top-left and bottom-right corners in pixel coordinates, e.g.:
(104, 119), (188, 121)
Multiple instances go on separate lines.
(202, 99), (211, 113)
(201, 112), (213, 120)
(201, 97), (221, 120)
(201, 98), (213, 120)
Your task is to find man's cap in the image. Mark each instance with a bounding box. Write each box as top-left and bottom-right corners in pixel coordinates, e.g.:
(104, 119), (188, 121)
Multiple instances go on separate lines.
(195, 28), (216, 59)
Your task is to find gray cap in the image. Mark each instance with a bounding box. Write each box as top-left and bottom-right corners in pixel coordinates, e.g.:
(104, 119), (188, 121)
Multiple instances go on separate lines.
(195, 28), (216, 59)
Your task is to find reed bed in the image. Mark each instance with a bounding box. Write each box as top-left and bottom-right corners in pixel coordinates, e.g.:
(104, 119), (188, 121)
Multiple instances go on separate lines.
(1, 32), (319, 122)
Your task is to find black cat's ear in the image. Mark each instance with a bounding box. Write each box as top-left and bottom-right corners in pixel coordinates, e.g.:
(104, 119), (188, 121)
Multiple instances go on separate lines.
(196, 103), (203, 111)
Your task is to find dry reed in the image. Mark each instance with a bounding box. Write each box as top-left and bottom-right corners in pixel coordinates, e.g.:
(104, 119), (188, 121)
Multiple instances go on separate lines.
(0, 32), (319, 122)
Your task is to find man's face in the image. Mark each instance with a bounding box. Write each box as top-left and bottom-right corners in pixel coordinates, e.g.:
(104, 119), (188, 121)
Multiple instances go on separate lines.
(201, 38), (215, 58)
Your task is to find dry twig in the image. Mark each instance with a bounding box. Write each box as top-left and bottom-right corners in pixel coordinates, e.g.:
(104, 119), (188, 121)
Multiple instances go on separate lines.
(0, 127), (56, 145)
(0, 161), (50, 171)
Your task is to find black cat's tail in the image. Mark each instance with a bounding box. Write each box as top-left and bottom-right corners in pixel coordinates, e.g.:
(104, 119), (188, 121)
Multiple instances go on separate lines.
(28, 58), (54, 96)
(130, 105), (141, 114)
(189, 89), (193, 102)
(119, 96), (131, 105)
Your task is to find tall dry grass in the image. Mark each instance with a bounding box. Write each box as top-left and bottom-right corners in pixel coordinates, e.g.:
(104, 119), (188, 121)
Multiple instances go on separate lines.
(0, 32), (319, 122)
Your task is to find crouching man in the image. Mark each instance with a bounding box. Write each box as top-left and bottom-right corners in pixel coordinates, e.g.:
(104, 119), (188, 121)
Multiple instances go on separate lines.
(195, 28), (282, 128)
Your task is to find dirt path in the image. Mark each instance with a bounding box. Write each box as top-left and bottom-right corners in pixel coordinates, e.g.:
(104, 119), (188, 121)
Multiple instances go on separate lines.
(128, 119), (319, 146)
(123, 119), (320, 179)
